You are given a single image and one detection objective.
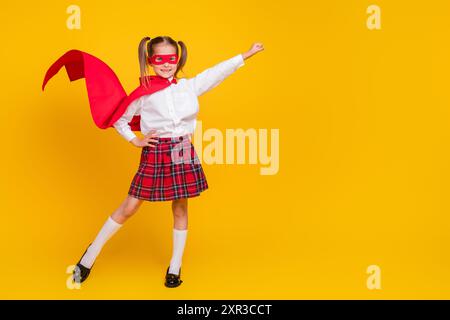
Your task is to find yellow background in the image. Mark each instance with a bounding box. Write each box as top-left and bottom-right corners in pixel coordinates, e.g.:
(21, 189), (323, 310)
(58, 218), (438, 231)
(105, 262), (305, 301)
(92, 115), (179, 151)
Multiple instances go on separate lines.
(1, 0), (450, 299)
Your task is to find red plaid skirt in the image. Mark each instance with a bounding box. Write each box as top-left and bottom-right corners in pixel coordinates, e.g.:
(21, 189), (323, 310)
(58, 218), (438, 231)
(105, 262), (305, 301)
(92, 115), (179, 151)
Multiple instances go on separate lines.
(128, 134), (209, 201)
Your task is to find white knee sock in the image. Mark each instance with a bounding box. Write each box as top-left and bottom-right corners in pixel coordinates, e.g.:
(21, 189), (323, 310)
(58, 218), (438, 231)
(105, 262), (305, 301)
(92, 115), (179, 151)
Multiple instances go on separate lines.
(169, 228), (188, 275)
(80, 216), (123, 269)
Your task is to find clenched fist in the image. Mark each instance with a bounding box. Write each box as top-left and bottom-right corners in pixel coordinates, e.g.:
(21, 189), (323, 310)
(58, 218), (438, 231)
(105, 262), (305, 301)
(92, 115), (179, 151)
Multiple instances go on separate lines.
(242, 42), (265, 60)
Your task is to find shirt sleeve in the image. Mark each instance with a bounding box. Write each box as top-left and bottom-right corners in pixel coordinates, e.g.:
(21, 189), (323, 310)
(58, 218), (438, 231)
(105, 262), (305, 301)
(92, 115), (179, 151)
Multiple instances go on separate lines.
(112, 97), (142, 142)
(187, 53), (245, 97)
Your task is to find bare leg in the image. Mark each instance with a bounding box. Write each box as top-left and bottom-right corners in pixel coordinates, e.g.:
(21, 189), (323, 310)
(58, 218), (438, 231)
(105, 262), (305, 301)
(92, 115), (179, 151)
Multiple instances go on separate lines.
(172, 198), (188, 229)
(111, 195), (144, 224)
(168, 198), (188, 275)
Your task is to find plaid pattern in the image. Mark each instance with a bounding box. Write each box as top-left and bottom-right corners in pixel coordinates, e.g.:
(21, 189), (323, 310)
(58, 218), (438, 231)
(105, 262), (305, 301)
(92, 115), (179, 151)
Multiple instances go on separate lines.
(128, 134), (209, 201)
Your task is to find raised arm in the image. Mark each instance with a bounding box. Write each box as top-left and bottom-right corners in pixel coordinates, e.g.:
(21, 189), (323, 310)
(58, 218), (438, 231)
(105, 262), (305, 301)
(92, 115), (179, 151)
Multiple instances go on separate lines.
(186, 54), (245, 97)
(187, 42), (265, 97)
(113, 97), (142, 142)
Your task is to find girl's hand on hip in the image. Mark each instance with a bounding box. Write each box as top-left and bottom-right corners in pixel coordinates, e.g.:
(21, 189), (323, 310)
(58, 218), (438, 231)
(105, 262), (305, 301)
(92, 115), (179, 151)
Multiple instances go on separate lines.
(131, 130), (159, 148)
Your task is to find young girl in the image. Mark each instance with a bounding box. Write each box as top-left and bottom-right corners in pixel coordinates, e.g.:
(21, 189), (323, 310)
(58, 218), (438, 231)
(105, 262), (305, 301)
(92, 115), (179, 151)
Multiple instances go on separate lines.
(73, 36), (264, 288)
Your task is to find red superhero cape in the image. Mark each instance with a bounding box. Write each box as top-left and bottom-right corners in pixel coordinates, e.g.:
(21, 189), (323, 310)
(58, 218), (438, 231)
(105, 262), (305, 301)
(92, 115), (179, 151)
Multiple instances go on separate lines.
(41, 49), (176, 131)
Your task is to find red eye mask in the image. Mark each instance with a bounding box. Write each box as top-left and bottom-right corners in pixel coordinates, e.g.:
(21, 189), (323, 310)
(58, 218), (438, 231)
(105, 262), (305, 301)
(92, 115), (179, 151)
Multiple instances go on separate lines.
(148, 54), (179, 65)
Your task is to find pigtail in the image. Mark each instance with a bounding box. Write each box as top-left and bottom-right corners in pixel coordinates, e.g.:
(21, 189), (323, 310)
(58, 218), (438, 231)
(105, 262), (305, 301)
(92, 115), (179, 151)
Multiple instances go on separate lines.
(175, 40), (187, 79)
(138, 36), (151, 88)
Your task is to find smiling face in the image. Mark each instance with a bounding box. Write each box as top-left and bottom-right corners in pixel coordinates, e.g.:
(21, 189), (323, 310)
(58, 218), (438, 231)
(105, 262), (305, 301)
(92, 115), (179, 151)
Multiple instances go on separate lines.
(149, 43), (178, 79)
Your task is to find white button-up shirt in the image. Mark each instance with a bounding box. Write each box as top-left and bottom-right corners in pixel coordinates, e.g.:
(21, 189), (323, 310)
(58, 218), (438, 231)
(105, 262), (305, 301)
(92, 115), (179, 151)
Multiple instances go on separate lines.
(113, 53), (245, 141)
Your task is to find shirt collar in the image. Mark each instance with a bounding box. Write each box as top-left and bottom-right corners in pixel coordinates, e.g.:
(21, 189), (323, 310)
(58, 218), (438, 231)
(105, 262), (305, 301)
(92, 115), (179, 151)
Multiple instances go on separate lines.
(153, 74), (176, 84)
(168, 75), (178, 84)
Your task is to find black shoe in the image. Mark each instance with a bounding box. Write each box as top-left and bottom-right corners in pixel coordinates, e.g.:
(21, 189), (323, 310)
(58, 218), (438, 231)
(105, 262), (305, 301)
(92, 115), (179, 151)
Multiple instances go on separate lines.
(165, 266), (183, 288)
(73, 243), (94, 284)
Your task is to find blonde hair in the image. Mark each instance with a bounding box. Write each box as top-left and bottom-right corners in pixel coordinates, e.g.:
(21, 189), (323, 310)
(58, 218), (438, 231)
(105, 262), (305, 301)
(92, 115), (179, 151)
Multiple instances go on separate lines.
(138, 36), (187, 88)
